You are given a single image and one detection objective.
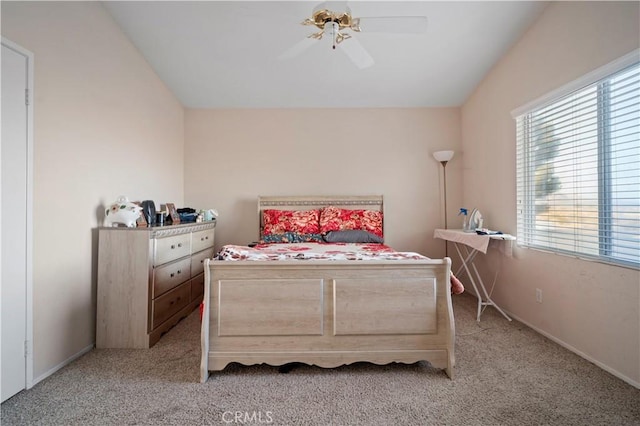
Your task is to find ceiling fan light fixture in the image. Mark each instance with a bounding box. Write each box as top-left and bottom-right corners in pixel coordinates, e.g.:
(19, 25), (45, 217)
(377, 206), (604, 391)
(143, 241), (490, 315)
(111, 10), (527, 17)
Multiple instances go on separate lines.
(323, 21), (338, 34)
(282, 2), (427, 69)
(336, 32), (351, 44)
(324, 21), (339, 49)
(350, 18), (361, 32)
(308, 30), (324, 40)
(308, 7), (354, 31)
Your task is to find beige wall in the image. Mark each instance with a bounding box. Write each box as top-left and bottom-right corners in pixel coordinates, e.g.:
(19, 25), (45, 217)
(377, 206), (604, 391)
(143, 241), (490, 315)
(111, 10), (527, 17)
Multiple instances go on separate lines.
(462, 1), (640, 386)
(1, 2), (184, 380)
(184, 108), (461, 255)
(3, 0), (637, 390)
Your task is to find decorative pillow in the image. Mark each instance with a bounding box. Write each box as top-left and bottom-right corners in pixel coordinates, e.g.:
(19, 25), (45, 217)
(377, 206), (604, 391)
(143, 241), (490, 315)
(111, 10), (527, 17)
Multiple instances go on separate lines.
(262, 209), (320, 236)
(323, 230), (384, 244)
(319, 206), (383, 237)
(260, 232), (324, 244)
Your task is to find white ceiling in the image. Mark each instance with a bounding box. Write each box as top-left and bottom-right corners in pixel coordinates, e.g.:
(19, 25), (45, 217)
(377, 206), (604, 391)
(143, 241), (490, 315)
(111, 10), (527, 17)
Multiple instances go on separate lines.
(102, 1), (547, 108)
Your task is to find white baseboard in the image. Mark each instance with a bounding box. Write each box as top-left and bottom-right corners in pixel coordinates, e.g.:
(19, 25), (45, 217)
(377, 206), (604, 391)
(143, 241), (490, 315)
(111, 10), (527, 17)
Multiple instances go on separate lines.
(504, 310), (640, 390)
(30, 343), (95, 388)
(459, 289), (639, 389)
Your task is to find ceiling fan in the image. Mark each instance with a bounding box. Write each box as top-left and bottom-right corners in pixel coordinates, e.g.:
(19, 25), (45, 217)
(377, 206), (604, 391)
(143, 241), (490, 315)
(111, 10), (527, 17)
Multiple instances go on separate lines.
(280, 2), (428, 69)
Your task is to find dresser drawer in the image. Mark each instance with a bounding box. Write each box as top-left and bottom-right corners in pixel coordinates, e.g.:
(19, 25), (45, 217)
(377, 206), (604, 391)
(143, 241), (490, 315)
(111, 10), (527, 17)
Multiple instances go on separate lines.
(190, 274), (205, 302)
(153, 257), (192, 299)
(152, 281), (191, 329)
(191, 248), (214, 277)
(155, 233), (191, 265)
(192, 228), (215, 253)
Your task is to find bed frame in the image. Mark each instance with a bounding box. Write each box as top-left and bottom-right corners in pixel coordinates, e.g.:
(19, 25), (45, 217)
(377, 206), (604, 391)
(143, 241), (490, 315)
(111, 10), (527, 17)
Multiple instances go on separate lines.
(200, 195), (455, 382)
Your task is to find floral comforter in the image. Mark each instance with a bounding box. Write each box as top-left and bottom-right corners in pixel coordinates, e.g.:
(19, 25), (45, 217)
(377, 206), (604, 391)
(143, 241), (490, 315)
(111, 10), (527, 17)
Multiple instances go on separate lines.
(217, 243), (429, 261)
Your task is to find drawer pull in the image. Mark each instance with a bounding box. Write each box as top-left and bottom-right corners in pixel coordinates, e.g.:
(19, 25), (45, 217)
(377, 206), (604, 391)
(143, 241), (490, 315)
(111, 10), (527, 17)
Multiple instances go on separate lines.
(170, 270), (182, 278)
(178, 243), (182, 248)
(171, 244), (175, 249)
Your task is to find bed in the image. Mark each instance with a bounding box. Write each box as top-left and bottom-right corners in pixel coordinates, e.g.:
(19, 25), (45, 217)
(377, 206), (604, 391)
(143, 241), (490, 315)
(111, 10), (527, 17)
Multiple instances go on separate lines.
(200, 195), (456, 382)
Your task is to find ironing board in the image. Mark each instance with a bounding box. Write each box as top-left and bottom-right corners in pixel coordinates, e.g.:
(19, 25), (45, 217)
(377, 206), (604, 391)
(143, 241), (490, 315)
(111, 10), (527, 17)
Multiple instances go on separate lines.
(434, 229), (515, 322)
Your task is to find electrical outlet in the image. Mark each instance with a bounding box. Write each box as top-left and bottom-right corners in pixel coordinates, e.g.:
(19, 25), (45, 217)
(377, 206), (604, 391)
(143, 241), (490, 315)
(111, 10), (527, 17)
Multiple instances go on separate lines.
(536, 288), (543, 304)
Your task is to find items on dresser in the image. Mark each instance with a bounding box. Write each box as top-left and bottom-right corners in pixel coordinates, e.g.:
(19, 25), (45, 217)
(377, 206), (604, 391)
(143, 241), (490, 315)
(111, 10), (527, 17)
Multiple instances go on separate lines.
(96, 221), (216, 348)
(140, 200), (156, 225)
(177, 207), (197, 223)
(104, 196), (143, 228)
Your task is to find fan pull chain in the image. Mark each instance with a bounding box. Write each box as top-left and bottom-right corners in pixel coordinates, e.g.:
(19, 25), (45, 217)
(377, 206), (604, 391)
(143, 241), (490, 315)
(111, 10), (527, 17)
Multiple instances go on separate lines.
(325, 21), (338, 50)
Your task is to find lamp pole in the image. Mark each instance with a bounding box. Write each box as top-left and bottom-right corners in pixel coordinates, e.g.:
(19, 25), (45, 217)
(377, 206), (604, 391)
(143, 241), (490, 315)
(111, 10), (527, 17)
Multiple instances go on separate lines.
(441, 160), (449, 230)
(440, 159), (449, 257)
(433, 150), (454, 258)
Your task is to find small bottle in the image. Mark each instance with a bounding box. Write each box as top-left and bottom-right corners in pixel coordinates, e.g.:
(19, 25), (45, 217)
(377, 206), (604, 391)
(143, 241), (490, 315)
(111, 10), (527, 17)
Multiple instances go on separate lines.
(459, 208), (469, 231)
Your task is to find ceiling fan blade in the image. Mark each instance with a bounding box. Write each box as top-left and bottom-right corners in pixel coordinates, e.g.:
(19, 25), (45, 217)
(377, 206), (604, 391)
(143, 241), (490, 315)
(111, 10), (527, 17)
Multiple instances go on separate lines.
(339, 37), (374, 69)
(278, 37), (316, 61)
(356, 16), (428, 33)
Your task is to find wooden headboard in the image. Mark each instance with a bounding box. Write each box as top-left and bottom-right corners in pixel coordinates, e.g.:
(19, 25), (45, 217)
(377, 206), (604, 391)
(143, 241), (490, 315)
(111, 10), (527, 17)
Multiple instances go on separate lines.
(257, 195), (384, 238)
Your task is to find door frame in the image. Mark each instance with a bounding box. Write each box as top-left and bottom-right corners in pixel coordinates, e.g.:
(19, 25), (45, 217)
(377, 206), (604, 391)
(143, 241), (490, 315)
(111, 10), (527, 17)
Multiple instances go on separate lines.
(1, 36), (34, 391)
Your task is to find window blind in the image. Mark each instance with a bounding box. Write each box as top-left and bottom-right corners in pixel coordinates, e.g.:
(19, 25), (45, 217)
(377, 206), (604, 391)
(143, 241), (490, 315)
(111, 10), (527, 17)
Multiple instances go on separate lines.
(514, 58), (640, 269)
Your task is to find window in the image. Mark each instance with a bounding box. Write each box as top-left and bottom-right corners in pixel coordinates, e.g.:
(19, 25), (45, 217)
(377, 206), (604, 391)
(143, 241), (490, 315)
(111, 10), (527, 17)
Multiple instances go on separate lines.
(513, 52), (639, 269)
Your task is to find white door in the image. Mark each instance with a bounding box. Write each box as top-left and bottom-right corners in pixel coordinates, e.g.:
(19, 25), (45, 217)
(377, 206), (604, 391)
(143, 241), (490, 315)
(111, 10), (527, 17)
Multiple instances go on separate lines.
(1, 39), (33, 402)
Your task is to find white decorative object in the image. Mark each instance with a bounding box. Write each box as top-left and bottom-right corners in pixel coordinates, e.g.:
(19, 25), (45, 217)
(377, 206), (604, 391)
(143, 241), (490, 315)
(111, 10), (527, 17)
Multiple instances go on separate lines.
(104, 196), (142, 227)
(204, 209), (219, 221)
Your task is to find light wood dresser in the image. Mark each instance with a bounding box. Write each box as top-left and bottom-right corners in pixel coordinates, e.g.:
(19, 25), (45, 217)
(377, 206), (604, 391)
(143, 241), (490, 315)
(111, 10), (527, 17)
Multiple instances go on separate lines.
(97, 221), (216, 348)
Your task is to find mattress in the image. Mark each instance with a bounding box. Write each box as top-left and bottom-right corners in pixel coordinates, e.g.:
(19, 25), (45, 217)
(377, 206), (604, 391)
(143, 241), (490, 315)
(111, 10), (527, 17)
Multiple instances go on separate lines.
(216, 242), (429, 261)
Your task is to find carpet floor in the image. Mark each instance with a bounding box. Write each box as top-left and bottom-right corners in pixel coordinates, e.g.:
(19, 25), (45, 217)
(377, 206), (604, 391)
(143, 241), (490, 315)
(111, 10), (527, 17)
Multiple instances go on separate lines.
(1, 293), (639, 425)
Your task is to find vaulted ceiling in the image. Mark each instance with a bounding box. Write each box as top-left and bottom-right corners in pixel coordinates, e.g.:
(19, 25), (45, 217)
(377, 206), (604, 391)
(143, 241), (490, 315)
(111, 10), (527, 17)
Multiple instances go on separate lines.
(103, 1), (547, 108)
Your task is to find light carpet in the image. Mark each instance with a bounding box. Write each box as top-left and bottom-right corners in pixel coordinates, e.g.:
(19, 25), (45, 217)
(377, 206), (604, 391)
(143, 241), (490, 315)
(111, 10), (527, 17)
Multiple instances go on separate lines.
(2, 293), (639, 425)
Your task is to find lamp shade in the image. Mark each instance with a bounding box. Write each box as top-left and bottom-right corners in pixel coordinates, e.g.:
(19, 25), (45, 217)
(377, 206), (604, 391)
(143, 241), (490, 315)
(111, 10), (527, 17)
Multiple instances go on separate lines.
(433, 150), (454, 162)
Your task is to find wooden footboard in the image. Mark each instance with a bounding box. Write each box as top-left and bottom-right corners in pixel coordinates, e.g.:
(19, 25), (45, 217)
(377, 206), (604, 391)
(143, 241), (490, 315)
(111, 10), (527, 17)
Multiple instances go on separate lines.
(200, 258), (455, 382)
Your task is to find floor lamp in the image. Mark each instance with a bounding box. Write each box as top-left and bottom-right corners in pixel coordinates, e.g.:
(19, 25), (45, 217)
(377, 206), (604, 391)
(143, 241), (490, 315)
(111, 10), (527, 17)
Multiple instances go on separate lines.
(433, 150), (454, 257)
